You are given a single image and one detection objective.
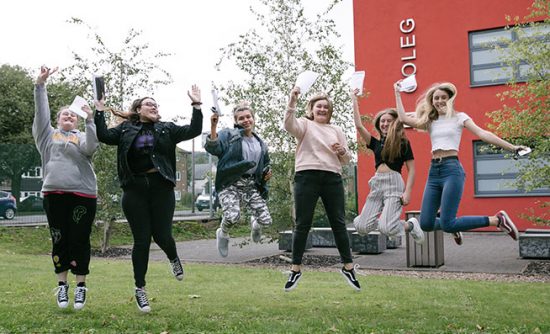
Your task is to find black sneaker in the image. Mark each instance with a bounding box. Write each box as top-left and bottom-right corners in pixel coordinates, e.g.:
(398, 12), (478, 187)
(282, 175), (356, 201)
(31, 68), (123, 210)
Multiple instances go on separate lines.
(170, 257), (184, 281)
(54, 283), (69, 309)
(284, 270), (302, 292)
(135, 288), (151, 313)
(340, 266), (361, 291)
(74, 286), (87, 310)
(452, 232), (463, 245)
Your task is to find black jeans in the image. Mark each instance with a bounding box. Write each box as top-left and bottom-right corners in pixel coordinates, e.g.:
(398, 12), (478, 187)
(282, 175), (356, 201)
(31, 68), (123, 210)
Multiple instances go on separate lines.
(43, 193), (97, 275)
(121, 172), (178, 288)
(292, 170), (353, 265)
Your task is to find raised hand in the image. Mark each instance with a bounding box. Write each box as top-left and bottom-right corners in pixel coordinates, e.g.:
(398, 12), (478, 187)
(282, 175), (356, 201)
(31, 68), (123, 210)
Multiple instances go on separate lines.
(187, 84), (201, 104)
(36, 65), (58, 85)
(288, 86), (301, 109)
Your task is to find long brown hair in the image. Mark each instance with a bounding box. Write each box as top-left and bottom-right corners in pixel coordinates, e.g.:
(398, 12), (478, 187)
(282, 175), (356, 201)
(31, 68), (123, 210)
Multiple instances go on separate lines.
(373, 108), (408, 162)
(108, 97), (157, 123)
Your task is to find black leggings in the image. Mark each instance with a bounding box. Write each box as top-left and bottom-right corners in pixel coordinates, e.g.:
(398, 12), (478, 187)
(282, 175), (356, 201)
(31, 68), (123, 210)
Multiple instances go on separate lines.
(292, 170), (353, 265)
(121, 172), (178, 288)
(43, 193), (97, 275)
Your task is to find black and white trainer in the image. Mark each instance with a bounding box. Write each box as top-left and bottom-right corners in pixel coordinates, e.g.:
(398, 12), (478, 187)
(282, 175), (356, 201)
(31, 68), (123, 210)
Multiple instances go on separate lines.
(170, 257), (184, 281)
(340, 265), (361, 291)
(135, 287), (151, 313)
(74, 286), (88, 310)
(284, 270), (302, 292)
(54, 283), (69, 309)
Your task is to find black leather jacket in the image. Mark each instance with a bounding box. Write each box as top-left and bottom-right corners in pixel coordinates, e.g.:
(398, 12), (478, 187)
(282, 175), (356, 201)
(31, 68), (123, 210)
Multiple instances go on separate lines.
(94, 108), (203, 188)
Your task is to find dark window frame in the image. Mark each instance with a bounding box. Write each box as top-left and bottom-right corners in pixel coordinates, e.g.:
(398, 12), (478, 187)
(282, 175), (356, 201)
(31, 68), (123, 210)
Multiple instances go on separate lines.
(472, 140), (550, 197)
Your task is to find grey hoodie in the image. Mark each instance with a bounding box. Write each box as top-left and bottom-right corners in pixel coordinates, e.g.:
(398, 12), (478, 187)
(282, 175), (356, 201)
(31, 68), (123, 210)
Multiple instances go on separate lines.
(33, 83), (99, 196)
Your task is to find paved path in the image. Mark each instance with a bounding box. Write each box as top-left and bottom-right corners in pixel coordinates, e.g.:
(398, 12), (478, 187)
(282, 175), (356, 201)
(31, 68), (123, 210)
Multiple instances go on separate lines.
(123, 232), (529, 275)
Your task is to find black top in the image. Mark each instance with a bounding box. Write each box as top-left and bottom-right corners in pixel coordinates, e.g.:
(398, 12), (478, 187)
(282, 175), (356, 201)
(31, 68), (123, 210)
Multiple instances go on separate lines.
(94, 107), (203, 187)
(128, 122), (155, 173)
(367, 136), (414, 174)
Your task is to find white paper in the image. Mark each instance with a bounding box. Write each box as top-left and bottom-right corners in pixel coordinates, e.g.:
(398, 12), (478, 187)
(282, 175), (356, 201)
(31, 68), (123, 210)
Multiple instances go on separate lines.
(518, 147), (532, 156)
(295, 70), (319, 95)
(68, 96), (89, 118)
(399, 74), (417, 93)
(350, 71), (365, 95)
(211, 85), (222, 116)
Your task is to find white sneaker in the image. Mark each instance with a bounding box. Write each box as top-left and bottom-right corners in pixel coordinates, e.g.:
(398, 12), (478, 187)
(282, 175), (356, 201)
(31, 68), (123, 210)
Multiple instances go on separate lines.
(407, 217), (425, 244)
(216, 228), (229, 257)
(251, 218), (262, 243)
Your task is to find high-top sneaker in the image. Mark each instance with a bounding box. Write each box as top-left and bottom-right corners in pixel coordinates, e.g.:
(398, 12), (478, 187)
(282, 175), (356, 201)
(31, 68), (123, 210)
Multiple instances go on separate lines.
(170, 257), (184, 281)
(74, 286), (88, 310)
(135, 287), (151, 313)
(54, 283), (69, 309)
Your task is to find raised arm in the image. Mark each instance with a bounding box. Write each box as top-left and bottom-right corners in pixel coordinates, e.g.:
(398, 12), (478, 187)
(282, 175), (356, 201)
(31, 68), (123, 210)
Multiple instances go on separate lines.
(284, 86), (306, 138)
(351, 89), (371, 146)
(394, 81), (421, 128)
(464, 118), (524, 153)
(32, 66), (58, 153)
(80, 104), (99, 156)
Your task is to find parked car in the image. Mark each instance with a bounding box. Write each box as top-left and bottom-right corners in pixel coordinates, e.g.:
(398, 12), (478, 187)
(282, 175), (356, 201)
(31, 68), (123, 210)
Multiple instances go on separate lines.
(195, 192), (219, 212)
(19, 195), (44, 212)
(0, 191), (17, 220)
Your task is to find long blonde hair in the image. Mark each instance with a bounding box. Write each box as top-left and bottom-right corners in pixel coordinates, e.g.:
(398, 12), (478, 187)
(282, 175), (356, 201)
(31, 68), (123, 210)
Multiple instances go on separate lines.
(415, 82), (457, 129)
(373, 108), (408, 162)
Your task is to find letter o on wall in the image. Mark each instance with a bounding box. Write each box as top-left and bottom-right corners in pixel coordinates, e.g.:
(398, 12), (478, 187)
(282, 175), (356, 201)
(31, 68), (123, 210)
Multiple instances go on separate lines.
(401, 63), (416, 76)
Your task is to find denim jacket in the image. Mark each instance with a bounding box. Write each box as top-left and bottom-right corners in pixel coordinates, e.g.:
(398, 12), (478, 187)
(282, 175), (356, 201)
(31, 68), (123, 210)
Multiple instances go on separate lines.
(95, 108), (203, 188)
(204, 126), (270, 199)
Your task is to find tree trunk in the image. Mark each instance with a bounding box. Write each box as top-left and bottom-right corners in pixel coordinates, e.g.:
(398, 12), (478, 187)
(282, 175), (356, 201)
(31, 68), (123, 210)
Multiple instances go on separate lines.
(101, 218), (114, 253)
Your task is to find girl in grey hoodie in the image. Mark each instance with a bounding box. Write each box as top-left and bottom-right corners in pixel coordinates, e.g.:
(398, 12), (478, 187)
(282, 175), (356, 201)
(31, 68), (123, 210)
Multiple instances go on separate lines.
(33, 66), (99, 311)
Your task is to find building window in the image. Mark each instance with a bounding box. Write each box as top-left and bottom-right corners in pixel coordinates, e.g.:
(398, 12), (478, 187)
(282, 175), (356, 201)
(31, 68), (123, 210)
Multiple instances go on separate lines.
(22, 167), (42, 178)
(469, 25), (550, 86)
(176, 171), (181, 181)
(473, 141), (549, 197)
(174, 190), (181, 201)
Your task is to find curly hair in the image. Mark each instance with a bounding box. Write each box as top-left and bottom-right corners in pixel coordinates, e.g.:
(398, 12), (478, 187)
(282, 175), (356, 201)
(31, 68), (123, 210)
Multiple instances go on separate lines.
(415, 82), (457, 130)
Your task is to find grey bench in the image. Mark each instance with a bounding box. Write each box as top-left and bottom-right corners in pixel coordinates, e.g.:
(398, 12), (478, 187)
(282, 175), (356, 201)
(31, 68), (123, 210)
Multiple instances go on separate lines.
(519, 228), (550, 259)
(278, 230), (312, 251)
(351, 231), (386, 254)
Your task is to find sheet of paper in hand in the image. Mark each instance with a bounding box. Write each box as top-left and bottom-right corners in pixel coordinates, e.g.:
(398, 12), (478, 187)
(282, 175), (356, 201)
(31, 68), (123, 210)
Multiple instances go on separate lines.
(92, 75), (105, 102)
(68, 96), (89, 118)
(399, 74), (417, 93)
(211, 84), (222, 116)
(295, 70), (319, 95)
(350, 71), (365, 95)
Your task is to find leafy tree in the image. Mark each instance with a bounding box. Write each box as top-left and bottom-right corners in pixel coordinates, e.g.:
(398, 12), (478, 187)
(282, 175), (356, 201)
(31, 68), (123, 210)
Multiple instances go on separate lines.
(0, 65), (75, 202)
(63, 18), (173, 251)
(215, 0), (355, 232)
(486, 0), (550, 226)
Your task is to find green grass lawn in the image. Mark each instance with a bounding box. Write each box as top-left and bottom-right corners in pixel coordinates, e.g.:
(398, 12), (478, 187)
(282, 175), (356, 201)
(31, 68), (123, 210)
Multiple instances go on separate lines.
(0, 227), (548, 333)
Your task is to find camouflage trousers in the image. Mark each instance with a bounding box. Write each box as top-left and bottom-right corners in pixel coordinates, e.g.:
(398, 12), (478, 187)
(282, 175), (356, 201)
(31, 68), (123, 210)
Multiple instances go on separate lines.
(218, 177), (272, 233)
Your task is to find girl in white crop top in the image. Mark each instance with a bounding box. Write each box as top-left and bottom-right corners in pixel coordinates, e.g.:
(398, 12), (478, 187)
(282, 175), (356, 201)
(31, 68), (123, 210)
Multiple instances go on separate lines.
(394, 80), (528, 245)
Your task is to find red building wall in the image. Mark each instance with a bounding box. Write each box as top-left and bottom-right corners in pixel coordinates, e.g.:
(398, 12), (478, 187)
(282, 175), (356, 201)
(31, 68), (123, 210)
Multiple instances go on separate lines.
(353, 0), (546, 231)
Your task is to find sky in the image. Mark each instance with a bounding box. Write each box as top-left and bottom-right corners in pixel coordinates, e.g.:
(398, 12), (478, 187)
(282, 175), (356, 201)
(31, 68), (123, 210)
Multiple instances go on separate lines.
(0, 0), (354, 151)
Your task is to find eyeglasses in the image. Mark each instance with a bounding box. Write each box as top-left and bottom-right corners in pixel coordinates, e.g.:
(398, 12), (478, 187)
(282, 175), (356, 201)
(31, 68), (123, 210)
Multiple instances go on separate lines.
(141, 102), (159, 108)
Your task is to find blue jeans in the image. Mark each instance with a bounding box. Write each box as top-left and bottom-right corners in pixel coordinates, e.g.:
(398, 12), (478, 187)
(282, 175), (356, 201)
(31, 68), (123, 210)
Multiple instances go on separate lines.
(420, 159), (489, 232)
